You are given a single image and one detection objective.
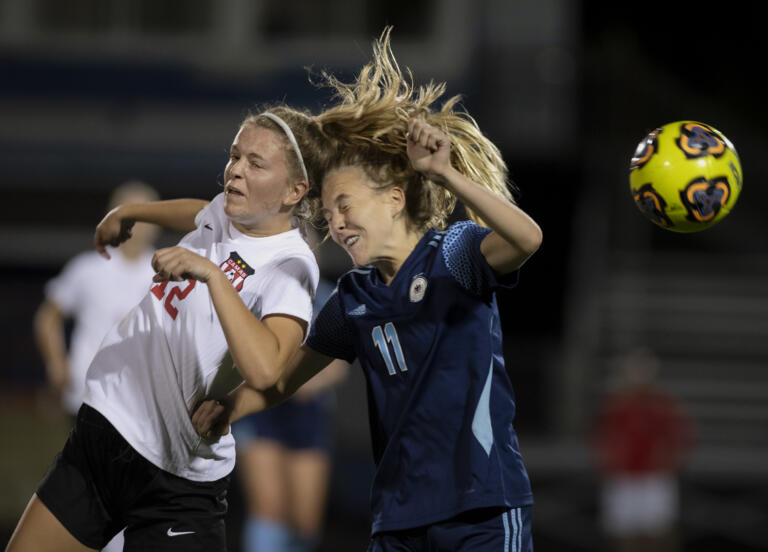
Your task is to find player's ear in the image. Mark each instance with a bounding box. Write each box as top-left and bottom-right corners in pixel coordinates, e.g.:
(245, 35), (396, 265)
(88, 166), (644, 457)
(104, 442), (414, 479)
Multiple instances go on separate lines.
(285, 178), (309, 207)
(388, 186), (406, 218)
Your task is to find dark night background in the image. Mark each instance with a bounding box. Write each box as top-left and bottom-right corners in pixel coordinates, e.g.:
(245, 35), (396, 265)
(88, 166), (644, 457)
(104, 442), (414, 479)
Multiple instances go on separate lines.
(2, 1), (767, 550)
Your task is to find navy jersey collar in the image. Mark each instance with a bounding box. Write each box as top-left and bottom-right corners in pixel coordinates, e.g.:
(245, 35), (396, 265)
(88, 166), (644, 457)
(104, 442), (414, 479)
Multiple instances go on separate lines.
(369, 228), (437, 287)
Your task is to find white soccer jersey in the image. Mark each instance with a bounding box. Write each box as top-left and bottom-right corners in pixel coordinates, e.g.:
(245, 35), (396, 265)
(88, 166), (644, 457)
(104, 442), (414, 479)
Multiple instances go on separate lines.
(45, 249), (155, 415)
(83, 193), (319, 482)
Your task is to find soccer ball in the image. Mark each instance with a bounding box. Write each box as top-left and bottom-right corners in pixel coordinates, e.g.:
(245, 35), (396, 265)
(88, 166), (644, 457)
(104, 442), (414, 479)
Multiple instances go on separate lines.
(629, 121), (743, 232)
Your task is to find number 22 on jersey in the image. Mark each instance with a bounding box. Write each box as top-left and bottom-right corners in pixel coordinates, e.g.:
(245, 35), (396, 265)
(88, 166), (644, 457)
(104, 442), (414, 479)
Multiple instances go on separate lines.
(372, 322), (408, 375)
(151, 280), (196, 320)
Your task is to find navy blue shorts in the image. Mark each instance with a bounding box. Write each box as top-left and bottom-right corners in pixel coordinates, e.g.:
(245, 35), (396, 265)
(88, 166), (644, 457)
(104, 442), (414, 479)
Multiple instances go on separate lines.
(36, 404), (230, 551)
(231, 393), (334, 452)
(368, 506), (533, 552)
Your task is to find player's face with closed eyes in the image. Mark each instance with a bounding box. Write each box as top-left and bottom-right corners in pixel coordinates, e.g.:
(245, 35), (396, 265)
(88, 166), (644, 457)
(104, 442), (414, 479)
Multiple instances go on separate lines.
(223, 124), (295, 235)
(321, 166), (399, 266)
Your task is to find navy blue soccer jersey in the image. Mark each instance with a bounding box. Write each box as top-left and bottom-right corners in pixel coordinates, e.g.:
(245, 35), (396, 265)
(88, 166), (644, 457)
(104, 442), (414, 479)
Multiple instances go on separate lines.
(306, 220), (533, 534)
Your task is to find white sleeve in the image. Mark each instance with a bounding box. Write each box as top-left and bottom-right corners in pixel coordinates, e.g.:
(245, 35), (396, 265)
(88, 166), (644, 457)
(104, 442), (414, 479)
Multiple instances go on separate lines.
(44, 254), (91, 315)
(256, 255), (319, 331)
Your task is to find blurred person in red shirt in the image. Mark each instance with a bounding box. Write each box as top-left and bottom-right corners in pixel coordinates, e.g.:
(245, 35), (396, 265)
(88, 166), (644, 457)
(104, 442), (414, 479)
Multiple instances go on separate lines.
(591, 347), (694, 552)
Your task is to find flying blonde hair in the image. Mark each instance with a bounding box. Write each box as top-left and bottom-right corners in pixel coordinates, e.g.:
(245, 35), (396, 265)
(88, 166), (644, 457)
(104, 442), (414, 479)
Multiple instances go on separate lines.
(314, 26), (516, 231)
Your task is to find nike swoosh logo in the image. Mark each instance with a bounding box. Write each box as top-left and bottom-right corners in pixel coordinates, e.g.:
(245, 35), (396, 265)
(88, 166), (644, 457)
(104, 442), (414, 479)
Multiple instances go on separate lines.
(204, 224), (213, 230)
(167, 528), (195, 537)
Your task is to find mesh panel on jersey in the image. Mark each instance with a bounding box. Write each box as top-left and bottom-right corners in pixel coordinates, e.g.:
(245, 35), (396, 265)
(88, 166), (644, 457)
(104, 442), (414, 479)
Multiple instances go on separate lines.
(441, 220), (492, 296)
(306, 288), (356, 362)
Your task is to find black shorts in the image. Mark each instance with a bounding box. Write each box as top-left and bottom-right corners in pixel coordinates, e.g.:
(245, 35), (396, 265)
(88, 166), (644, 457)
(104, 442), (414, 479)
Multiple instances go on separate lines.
(37, 403), (230, 551)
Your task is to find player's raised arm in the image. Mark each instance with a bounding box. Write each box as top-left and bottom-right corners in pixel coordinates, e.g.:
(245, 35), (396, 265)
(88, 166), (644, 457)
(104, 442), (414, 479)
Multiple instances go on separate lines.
(94, 198), (209, 259)
(407, 118), (542, 275)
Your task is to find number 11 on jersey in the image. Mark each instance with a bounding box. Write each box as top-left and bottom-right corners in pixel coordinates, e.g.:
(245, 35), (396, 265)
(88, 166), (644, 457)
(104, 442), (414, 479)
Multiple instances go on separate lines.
(372, 322), (408, 375)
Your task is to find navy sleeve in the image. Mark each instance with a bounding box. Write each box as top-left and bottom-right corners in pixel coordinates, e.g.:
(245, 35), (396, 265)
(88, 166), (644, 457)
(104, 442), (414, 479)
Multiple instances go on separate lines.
(306, 288), (357, 362)
(441, 220), (519, 297)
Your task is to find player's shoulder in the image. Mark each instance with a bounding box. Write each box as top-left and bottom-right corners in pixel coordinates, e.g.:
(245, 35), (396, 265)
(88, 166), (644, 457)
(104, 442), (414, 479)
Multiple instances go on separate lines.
(266, 230), (317, 267)
(238, 232), (319, 288)
(203, 192), (225, 213)
(441, 220), (491, 246)
(437, 220), (499, 294)
(437, 220), (492, 262)
(272, 248), (319, 279)
(337, 266), (374, 287)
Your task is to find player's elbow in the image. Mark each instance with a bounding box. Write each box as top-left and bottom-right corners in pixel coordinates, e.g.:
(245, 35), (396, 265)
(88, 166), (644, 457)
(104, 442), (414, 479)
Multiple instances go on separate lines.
(508, 224), (542, 269)
(238, 362), (282, 392)
(244, 373), (280, 392)
(522, 222), (543, 257)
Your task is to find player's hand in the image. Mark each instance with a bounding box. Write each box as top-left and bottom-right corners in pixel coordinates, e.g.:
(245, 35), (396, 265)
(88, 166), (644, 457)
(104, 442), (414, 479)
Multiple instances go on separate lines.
(407, 118), (453, 182)
(191, 399), (231, 439)
(152, 247), (216, 283)
(94, 206), (135, 260)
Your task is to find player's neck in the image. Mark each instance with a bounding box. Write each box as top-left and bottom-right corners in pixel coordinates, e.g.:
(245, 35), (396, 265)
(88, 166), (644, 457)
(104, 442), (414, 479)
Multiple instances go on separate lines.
(372, 227), (424, 285)
(230, 215), (293, 238)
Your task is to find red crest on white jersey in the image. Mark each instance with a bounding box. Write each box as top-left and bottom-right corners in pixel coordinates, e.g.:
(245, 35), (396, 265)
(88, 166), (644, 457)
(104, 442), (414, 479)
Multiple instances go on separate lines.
(219, 251), (254, 291)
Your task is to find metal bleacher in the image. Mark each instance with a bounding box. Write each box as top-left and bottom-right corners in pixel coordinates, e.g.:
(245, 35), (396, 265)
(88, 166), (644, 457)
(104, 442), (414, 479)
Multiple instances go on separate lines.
(587, 250), (768, 548)
(597, 251), (768, 451)
(550, 150), (768, 546)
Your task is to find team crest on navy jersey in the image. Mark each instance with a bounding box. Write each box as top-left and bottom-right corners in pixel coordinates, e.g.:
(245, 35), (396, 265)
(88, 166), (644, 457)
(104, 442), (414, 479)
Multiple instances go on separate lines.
(409, 274), (428, 302)
(219, 252), (254, 291)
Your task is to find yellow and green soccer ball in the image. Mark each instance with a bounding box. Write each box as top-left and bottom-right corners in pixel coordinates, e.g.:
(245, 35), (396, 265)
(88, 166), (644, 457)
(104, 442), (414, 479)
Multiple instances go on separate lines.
(629, 121), (743, 232)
